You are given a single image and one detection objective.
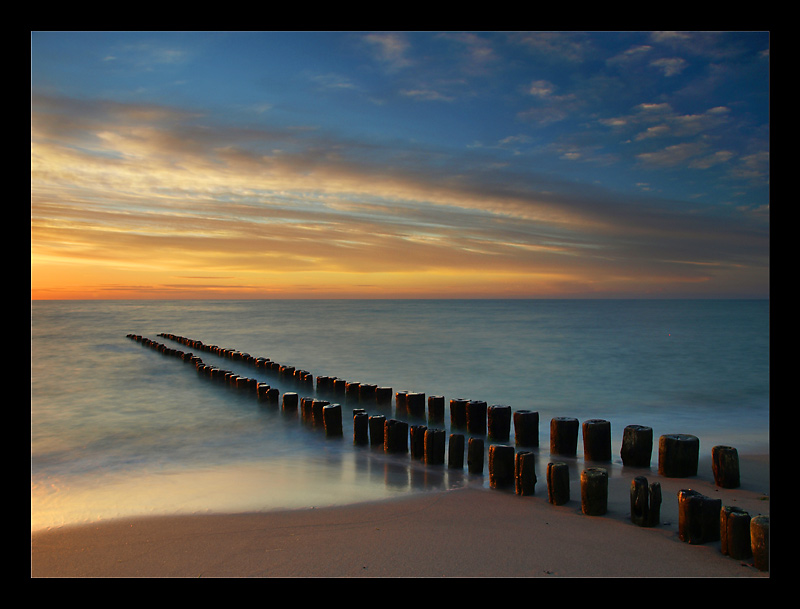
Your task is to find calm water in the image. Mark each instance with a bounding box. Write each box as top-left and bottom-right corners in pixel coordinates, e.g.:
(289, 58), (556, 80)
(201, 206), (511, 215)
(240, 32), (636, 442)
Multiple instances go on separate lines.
(31, 299), (769, 530)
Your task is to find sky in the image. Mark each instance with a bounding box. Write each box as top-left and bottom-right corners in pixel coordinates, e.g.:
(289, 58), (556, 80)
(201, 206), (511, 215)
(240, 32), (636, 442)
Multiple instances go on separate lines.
(31, 31), (770, 300)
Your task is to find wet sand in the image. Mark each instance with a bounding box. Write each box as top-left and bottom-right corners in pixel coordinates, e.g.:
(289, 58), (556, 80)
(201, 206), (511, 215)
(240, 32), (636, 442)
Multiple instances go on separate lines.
(31, 453), (770, 578)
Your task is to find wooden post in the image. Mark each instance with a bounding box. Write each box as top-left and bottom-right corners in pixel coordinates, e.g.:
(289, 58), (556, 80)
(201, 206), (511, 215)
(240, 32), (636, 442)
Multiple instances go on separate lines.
(678, 489), (721, 544)
(712, 445), (740, 488)
(630, 476), (661, 527)
(316, 375), (332, 395)
(312, 400), (329, 428)
(322, 404), (343, 438)
(395, 391), (408, 415)
(376, 386), (392, 406)
(658, 434), (699, 478)
(488, 405), (512, 441)
(353, 411), (369, 445)
(513, 410), (539, 447)
(406, 392), (426, 419)
(359, 383), (377, 404)
(488, 445), (515, 489)
(582, 419), (611, 462)
(580, 467), (608, 516)
(410, 424), (427, 459)
(466, 400), (487, 435)
(448, 433), (465, 469)
(620, 425), (653, 467)
(301, 396), (314, 422)
(450, 398), (468, 429)
(333, 378), (347, 398)
(720, 506), (752, 560)
(546, 462), (570, 505)
(384, 419), (408, 454)
(750, 515), (769, 572)
(368, 415), (385, 447)
(424, 428), (446, 465)
(550, 417), (579, 456)
(467, 437), (484, 474)
(428, 395), (445, 423)
(282, 392), (298, 414)
(345, 382), (360, 405)
(514, 451), (537, 496)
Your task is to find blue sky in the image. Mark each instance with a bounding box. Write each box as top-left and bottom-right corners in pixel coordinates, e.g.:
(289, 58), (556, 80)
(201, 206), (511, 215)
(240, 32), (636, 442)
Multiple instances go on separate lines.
(31, 31), (770, 299)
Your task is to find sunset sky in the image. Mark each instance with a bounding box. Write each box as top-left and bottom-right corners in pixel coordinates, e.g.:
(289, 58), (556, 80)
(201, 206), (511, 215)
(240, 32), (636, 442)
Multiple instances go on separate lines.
(31, 31), (770, 300)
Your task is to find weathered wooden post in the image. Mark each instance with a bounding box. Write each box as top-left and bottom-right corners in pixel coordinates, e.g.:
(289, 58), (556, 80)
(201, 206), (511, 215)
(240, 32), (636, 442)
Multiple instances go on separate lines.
(368, 415), (386, 447)
(720, 506), (752, 560)
(514, 451), (537, 496)
(424, 428), (446, 465)
(323, 404), (343, 438)
(712, 445), (740, 488)
(488, 405), (512, 441)
(353, 411), (369, 445)
(384, 419), (408, 454)
(581, 467), (608, 516)
(513, 410), (539, 447)
(410, 424), (427, 459)
(678, 489), (721, 544)
(448, 433), (465, 469)
(358, 383), (377, 404)
(488, 445), (515, 489)
(428, 395), (445, 423)
(466, 400), (487, 435)
(345, 382), (361, 405)
(550, 417), (579, 456)
(450, 398), (468, 429)
(582, 419), (611, 462)
(395, 391), (408, 415)
(265, 387), (279, 406)
(333, 378), (347, 398)
(467, 437), (484, 474)
(546, 462), (570, 505)
(312, 400), (329, 428)
(659, 434), (699, 477)
(750, 515), (769, 572)
(620, 425), (653, 467)
(376, 386), (393, 406)
(316, 375), (332, 395)
(282, 392), (298, 415)
(406, 392), (426, 419)
(630, 476), (661, 527)
(280, 365), (295, 382)
(300, 396), (314, 422)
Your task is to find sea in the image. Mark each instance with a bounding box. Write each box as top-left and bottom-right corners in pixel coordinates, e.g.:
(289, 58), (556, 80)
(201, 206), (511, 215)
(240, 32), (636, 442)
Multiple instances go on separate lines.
(31, 299), (770, 531)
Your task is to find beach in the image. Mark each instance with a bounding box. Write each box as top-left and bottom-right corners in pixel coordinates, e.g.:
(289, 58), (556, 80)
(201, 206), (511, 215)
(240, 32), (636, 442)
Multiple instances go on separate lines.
(31, 452), (770, 578)
(31, 300), (770, 578)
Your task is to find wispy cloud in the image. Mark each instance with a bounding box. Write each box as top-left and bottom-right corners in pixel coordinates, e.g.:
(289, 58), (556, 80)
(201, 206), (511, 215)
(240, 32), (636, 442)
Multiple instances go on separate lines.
(363, 33), (413, 71)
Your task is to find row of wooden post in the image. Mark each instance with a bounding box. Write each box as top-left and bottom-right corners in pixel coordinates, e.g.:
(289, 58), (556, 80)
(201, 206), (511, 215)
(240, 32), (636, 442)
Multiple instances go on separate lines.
(129, 332), (769, 572)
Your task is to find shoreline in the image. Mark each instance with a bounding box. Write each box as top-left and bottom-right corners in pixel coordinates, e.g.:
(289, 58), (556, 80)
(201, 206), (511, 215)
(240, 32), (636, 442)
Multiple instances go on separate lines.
(31, 452), (770, 578)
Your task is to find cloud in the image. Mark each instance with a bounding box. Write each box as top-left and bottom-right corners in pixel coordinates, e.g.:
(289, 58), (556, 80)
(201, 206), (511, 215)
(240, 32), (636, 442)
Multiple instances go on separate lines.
(400, 88), (454, 102)
(636, 141), (709, 167)
(650, 57), (688, 76)
(513, 31), (590, 63)
(363, 33), (412, 71)
(31, 90), (768, 299)
(605, 44), (653, 68)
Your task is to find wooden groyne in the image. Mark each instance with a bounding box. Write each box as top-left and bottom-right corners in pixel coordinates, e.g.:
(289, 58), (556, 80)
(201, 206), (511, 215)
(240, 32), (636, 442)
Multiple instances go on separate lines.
(126, 332), (770, 572)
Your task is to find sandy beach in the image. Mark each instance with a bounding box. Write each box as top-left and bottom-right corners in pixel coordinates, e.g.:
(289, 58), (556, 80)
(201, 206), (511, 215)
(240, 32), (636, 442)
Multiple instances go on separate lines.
(31, 452), (770, 578)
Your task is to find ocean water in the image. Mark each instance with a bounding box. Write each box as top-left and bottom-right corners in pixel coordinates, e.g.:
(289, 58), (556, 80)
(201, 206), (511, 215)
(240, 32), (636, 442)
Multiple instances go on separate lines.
(31, 299), (769, 530)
